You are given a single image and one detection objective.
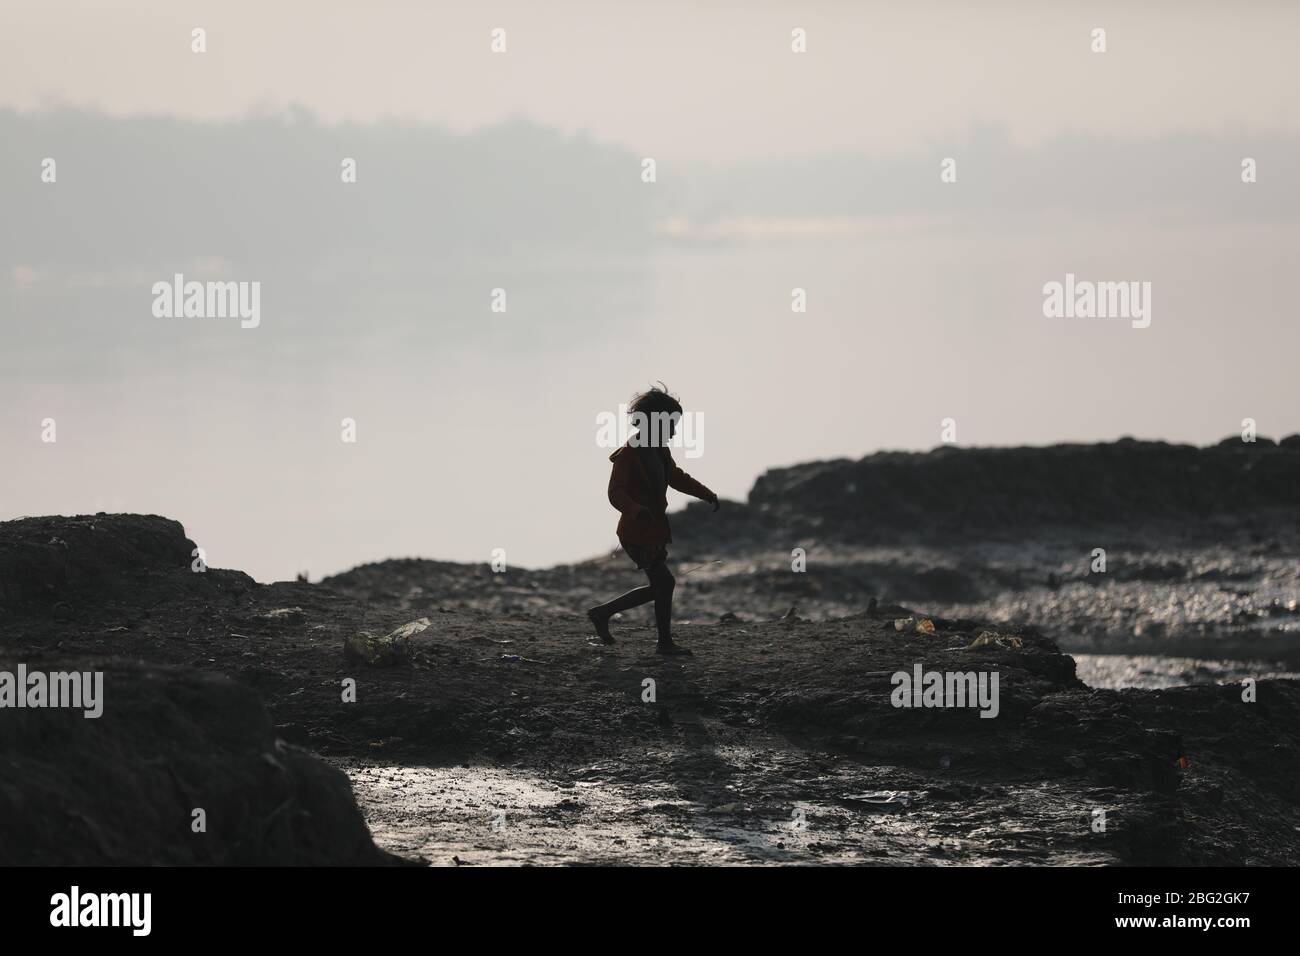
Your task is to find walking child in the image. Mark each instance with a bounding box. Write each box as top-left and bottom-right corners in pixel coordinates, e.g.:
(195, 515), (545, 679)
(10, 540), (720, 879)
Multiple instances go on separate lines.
(587, 385), (719, 655)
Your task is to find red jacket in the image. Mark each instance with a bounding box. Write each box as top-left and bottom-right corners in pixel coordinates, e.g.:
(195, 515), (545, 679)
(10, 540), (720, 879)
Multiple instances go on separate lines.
(607, 445), (716, 545)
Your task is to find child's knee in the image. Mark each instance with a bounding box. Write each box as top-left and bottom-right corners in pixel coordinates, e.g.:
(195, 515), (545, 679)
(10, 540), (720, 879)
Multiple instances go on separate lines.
(649, 562), (674, 591)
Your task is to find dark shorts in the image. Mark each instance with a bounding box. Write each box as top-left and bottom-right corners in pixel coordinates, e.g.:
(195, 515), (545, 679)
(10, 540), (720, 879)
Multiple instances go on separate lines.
(620, 538), (668, 571)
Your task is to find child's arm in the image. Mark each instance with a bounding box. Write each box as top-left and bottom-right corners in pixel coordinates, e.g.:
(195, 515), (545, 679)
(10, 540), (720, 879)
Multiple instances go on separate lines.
(663, 450), (719, 507)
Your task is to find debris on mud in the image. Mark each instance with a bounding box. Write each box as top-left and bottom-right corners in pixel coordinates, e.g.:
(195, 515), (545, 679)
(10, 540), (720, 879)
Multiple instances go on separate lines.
(343, 618), (430, 666)
(967, 631), (1024, 650)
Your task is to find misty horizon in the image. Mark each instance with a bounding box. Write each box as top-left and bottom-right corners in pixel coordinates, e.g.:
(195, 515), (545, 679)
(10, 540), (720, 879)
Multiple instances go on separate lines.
(5, 4), (1298, 582)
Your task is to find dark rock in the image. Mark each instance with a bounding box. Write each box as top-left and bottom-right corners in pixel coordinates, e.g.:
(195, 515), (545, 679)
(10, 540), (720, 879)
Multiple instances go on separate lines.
(674, 438), (1300, 548)
(0, 514), (252, 610)
(0, 662), (402, 865)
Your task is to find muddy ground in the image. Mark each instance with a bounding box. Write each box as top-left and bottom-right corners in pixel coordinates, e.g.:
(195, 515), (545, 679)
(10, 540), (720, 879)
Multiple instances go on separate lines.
(4, 514), (1298, 865)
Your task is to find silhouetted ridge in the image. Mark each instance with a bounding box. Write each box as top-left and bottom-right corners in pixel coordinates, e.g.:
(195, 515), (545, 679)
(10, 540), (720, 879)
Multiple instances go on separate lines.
(742, 437), (1300, 539)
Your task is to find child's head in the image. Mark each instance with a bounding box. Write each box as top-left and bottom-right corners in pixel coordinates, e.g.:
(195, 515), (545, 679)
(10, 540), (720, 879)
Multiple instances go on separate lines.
(629, 383), (682, 447)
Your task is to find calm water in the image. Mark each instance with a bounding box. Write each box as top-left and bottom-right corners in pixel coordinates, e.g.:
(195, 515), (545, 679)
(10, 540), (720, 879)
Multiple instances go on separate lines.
(6, 230), (1299, 584)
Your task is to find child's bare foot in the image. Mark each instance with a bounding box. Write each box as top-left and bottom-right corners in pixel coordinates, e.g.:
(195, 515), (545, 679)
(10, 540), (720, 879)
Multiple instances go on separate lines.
(655, 640), (692, 656)
(586, 608), (615, 645)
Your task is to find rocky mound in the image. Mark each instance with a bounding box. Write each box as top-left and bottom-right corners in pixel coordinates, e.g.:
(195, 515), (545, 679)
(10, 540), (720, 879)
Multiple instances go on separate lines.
(0, 662), (400, 865)
(0, 513), (253, 608)
(673, 437), (1300, 549)
(0, 516), (399, 865)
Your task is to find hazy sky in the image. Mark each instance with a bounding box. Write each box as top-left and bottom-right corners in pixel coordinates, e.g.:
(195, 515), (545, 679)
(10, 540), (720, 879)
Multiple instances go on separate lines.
(4, 1), (1299, 162)
(3, 2), (1298, 581)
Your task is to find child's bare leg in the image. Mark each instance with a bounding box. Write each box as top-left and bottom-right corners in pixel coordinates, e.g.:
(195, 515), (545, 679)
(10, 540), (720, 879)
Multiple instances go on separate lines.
(588, 586), (654, 643)
(645, 560), (688, 653)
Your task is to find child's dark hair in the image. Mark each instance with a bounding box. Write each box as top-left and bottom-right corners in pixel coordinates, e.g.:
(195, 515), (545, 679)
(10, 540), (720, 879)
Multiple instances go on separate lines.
(629, 383), (683, 418)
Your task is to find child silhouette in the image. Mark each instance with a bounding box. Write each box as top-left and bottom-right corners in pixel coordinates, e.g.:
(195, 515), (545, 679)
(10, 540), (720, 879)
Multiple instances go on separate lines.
(587, 385), (719, 655)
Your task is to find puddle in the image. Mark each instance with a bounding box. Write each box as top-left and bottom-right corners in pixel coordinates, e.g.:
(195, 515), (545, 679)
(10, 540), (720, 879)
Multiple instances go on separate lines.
(340, 757), (1114, 866)
(1074, 654), (1300, 690)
